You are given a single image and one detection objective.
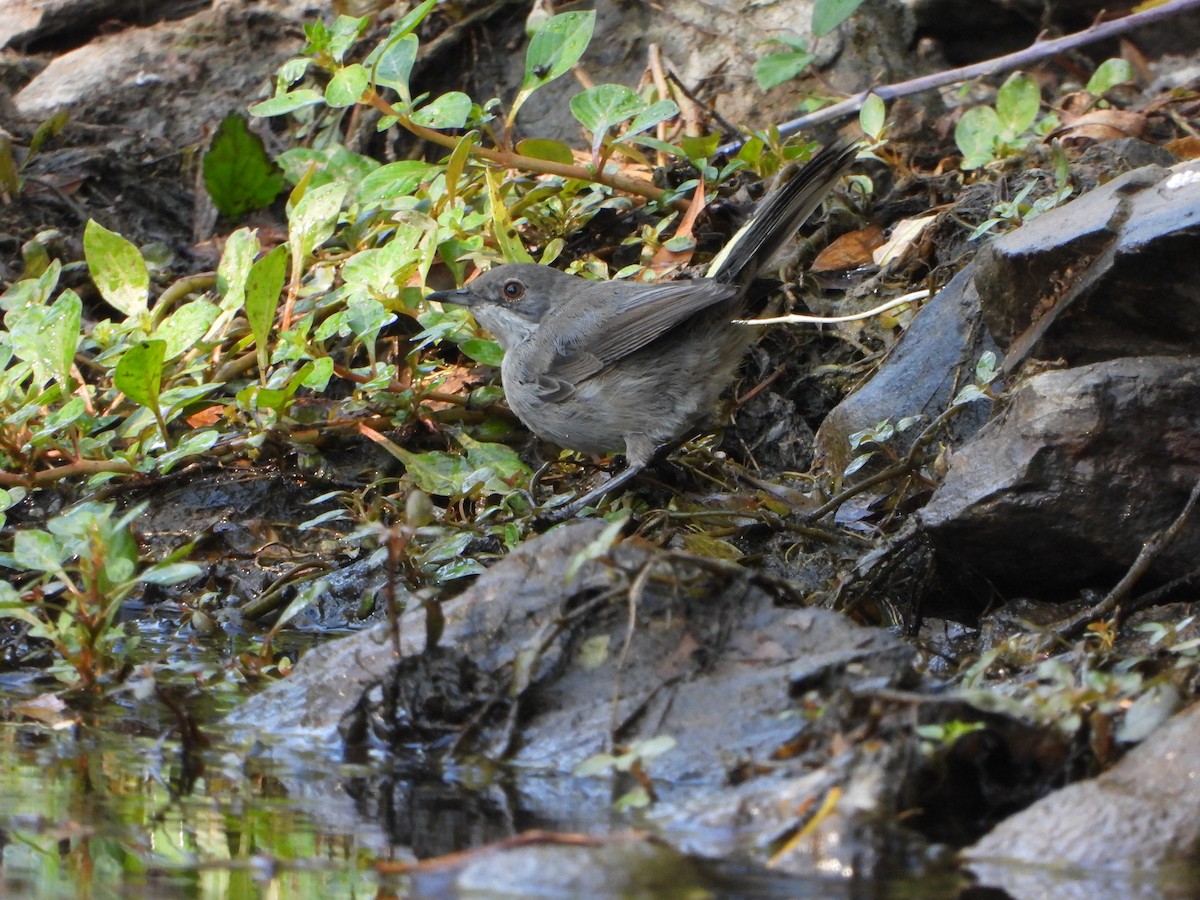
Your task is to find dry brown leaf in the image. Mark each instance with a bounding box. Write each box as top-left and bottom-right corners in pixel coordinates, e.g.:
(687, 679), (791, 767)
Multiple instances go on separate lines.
(1052, 108), (1147, 144)
(811, 225), (885, 272)
(1166, 135), (1200, 159)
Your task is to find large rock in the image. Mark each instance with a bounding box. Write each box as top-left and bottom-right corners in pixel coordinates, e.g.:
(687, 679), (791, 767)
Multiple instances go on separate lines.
(965, 701), (1200, 898)
(974, 160), (1200, 370)
(814, 266), (997, 474)
(919, 356), (1200, 597)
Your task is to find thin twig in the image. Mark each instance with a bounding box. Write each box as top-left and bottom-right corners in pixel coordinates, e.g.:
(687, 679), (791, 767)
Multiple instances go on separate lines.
(1051, 476), (1200, 640)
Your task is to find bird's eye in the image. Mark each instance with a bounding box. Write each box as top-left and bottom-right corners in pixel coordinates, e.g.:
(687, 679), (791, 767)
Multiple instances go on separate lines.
(501, 279), (525, 301)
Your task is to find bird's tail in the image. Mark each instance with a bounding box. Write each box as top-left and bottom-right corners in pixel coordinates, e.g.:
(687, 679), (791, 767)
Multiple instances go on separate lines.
(705, 140), (859, 285)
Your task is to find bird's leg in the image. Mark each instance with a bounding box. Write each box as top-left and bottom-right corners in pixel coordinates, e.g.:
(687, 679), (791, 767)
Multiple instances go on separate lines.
(537, 434), (658, 522)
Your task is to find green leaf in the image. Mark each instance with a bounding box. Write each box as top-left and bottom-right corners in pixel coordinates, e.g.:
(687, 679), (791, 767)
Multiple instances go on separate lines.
(623, 100), (678, 140)
(1087, 58), (1134, 95)
(813, 0), (867, 36)
(9, 288), (80, 387)
(345, 293), (395, 344)
(202, 114), (286, 219)
(325, 63), (370, 108)
(29, 109), (69, 158)
(459, 337), (504, 366)
(412, 91), (472, 129)
(522, 11), (596, 91)
(859, 92), (886, 140)
(328, 14), (369, 63)
(342, 233), (422, 293)
(570, 84), (643, 135)
(153, 299), (219, 359)
(485, 167), (533, 264)
(354, 160), (437, 205)
(12, 529), (64, 573)
(395, 447), (474, 496)
(975, 350), (1000, 385)
(84, 219), (148, 318)
(755, 48), (813, 91)
(114, 340), (166, 411)
(216, 227), (259, 311)
(288, 181), (349, 264)
(952, 384), (988, 407)
(955, 106), (1001, 169)
(393, 0), (438, 38)
(139, 562), (203, 585)
(155, 429), (220, 473)
(515, 138), (575, 165)
(679, 133), (720, 161)
(248, 89), (325, 118)
(369, 33), (418, 98)
(300, 356), (334, 390)
(458, 433), (532, 491)
(245, 244), (289, 369)
(430, 558), (485, 582)
(509, 10), (595, 123)
(995, 72), (1040, 141)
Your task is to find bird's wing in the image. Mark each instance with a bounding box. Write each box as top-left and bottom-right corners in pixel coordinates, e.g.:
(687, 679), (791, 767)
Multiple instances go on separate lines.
(541, 278), (737, 389)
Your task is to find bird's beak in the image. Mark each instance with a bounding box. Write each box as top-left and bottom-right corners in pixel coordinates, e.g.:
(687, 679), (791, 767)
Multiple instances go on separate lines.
(426, 287), (474, 307)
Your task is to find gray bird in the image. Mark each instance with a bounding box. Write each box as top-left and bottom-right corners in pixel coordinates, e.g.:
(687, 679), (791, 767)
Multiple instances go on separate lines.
(427, 141), (859, 515)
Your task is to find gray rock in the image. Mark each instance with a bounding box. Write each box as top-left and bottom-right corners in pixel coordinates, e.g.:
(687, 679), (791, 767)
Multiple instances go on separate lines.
(919, 356), (1200, 596)
(814, 265), (997, 475)
(974, 160), (1200, 370)
(965, 701), (1200, 894)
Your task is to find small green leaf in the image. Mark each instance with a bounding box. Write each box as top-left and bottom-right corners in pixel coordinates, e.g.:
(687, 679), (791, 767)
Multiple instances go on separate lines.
(571, 83), (644, 138)
(859, 92), (886, 140)
(139, 562), (203, 585)
(12, 530), (64, 573)
(8, 289), (81, 387)
(395, 447), (473, 496)
(393, 0), (438, 38)
(995, 72), (1040, 141)
(813, 0), (867, 36)
(458, 432), (532, 491)
(679, 133), (720, 161)
(956, 106), (1001, 169)
(328, 14), (369, 63)
(153, 300), (220, 360)
(355, 160), (437, 205)
(574, 753), (618, 777)
(288, 181), (349, 264)
(369, 33), (418, 98)
(952, 384), (988, 407)
(1087, 58), (1134, 95)
(326, 63), (370, 108)
(509, 10), (596, 123)
(623, 100), (679, 140)
(522, 11), (596, 91)
(84, 219), (149, 318)
(114, 340), (166, 411)
(459, 337), (504, 366)
(249, 89), (325, 118)
(755, 48), (813, 91)
(975, 350), (1000, 385)
(412, 92), (472, 129)
(216, 227), (259, 311)
(485, 167), (533, 264)
(245, 245), (289, 369)
(515, 138), (575, 165)
(155, 429), (220, 473)
(203, 114), (286, 219)
(29, 109), (69, 158)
